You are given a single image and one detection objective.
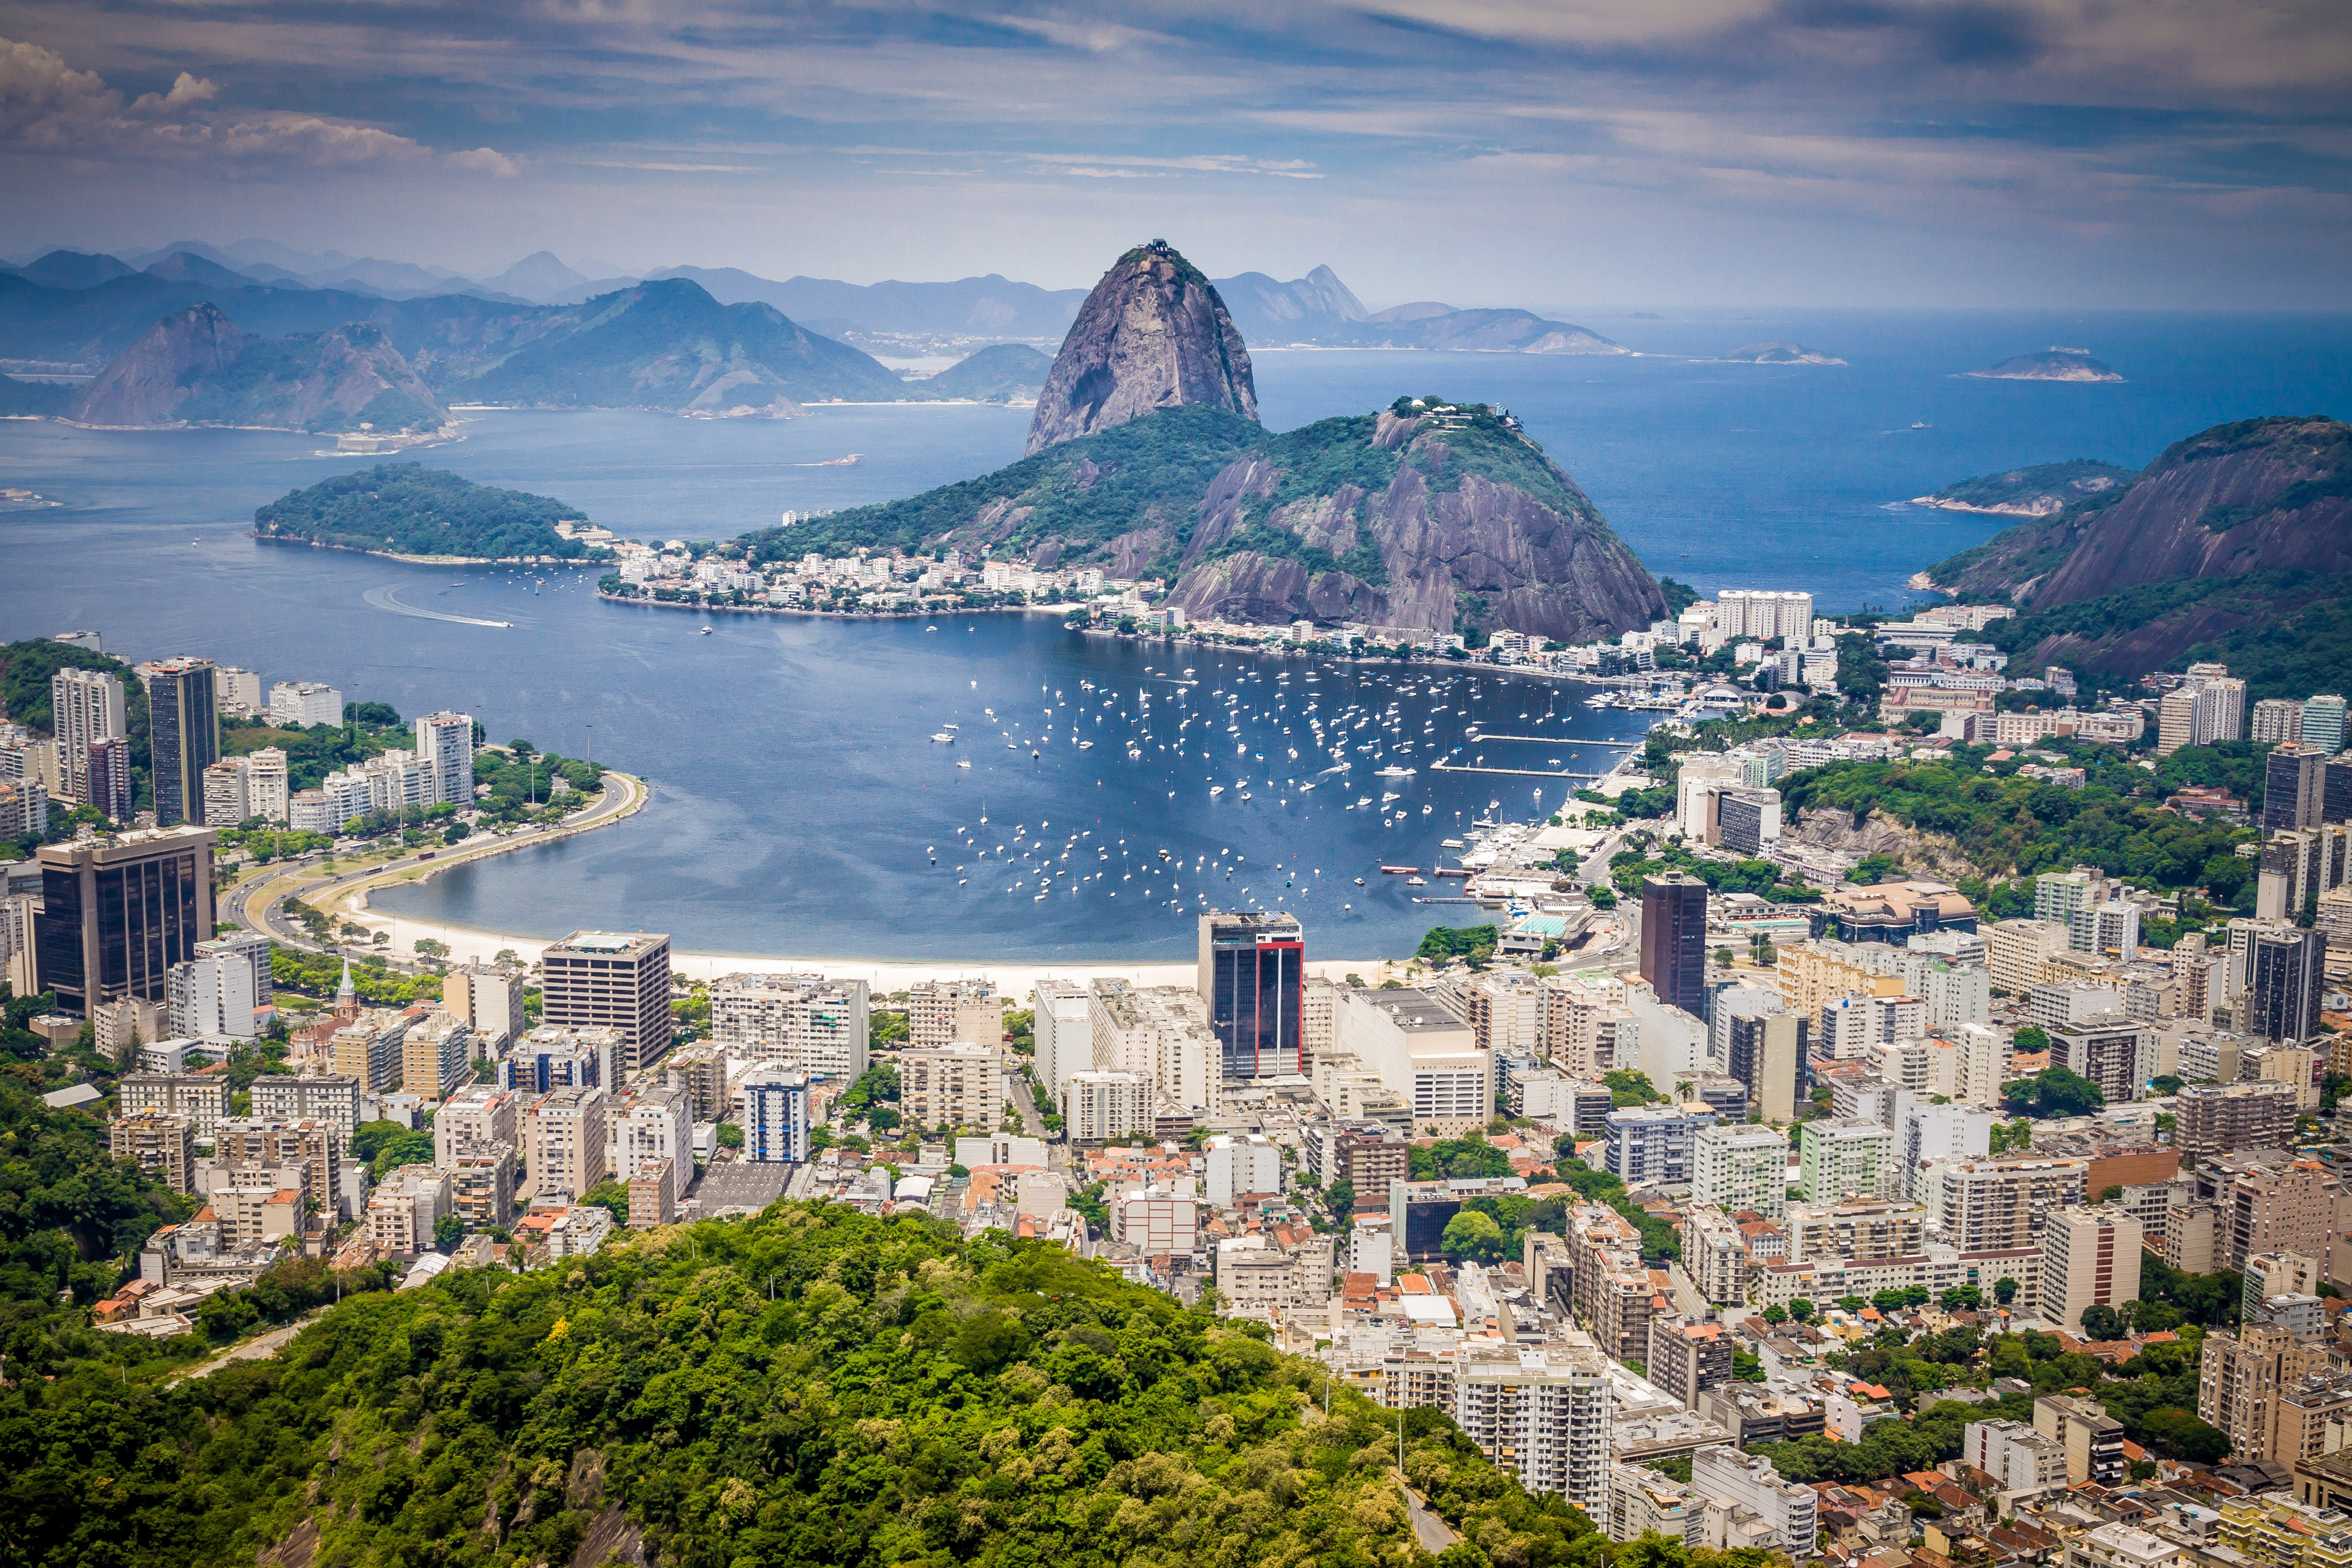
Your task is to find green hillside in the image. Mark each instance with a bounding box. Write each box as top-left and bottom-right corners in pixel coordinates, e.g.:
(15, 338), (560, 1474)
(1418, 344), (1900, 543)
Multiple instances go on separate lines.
(926, 342), (1053, 402)
(3, 1204), (1615, 1568)
(1920, 458), (2134, 514)
(254, 463), (602, 559)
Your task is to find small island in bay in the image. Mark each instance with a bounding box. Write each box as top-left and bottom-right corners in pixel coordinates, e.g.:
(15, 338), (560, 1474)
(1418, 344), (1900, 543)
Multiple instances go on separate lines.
(1910, 457), (2136, 517)
(1964, 346), (2124, 382)
(254, 463), (613, 563)
(1716, 341), (1846, 365)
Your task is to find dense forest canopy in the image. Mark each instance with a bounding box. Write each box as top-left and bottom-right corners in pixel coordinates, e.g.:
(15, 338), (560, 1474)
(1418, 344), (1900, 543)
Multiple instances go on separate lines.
(253, 464), (602, 560)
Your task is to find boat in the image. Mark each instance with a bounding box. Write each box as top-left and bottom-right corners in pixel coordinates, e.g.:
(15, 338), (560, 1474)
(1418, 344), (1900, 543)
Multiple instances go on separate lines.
(1078, 740), (1093, 749)
(1354, 876), (1366, 886)
(930, 732), (956, 744)
(1380, 865), (1419, 875)
(956, 759), (972, 769)
(1376, 765), (1415, 778)
(1210, 786), (1224, 796)
(1405, 876), (1428, 886)
(1435, 867), (1471, 878)
(698, 626), (712, 636)
(1422, 804), (1434, 815)
(1239, 791), (1252, 800)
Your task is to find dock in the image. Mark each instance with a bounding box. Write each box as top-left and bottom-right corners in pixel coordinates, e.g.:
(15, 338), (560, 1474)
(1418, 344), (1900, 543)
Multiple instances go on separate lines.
(1431, 758), (1613, 781)
(1462, 733), (1642, 747)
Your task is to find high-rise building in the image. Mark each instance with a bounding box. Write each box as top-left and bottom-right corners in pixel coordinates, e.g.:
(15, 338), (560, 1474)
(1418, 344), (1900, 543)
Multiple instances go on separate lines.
(2253, 699), (2307, 747)
(2052, 1016), (2157, 1102)
(900, 1042), (1009, 1131)
(413, 711), (475, 806)
(1030, 979), (1094, 1102)
(2174, 1080), (2299, 1161)
(538, 930), (673, 1071)
(51, 665), (125, 807)
(434, 1085), (520, 1166)
(1925, 1157), (2090, 1251)
(2266, 746), (2333, 833)
(1451, 1341), (1614, 1510)
(1198, 911), (1304, 1079)
(1692, 1123), (1789, 1218)
(1065, 1070), (1152, 1143)
(1726, 1011), (1807, 1123)
(2040, 1207), (2143, 1334)
(619, 1081), (693, 1214)
(166, 931), (269, 1039)
(737, 1064), (811, 1162)
(525, 1084), (610, 1201)
(1689, 1446), (1817, 1556)
(243, 747), (289, 824)
(83, 735), (131, 823)
(1798, 1118), (1894, 1203)
(138, 657), (219, 827)
(1641, 873), (1708, 1015)
(2203, 677), (2247, 745)
(33, 827), (216, 1018)
(109, 1108), (196, 1193)
(1646, 1318), (1734, 1414)
(711, 971), (870, 1077)
(202, 757), (249, 827)
(2305, 695), (2348, 754)
(441, 962), (529, 1051)
(1604, 1103), (1717, 1185)
(400, 1011), (471, 1099)
(2251, 926), (2326, 1043)
(2157, 688), (2205, 757)
(268, 681), (343, 728)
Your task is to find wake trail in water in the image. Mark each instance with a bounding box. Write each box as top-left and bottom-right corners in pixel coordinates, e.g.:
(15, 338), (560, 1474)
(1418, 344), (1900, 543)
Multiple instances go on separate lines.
(363, 585), (515, 629)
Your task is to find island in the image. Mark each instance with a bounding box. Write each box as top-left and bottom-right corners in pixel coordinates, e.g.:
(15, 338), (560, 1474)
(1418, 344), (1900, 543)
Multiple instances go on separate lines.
(1963, 346), (2124, 382)
(921, 341), (1054, 404)
(1716, 341), (1846, 365)
(253, 463), (612, 563)
(1909, 457), (2135, 517)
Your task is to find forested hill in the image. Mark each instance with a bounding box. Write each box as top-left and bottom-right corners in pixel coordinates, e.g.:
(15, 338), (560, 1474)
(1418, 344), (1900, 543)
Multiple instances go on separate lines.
(254, 464), (604, 560)
(2, 1205), (1610, 1568)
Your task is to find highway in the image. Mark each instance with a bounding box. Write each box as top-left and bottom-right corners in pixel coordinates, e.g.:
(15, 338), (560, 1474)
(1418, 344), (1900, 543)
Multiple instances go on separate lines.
(220, 769), (646, 968)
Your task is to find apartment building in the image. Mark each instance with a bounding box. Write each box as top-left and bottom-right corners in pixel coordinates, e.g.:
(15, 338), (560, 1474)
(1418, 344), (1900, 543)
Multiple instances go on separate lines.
(1691, 1445), (1817, 1557)
(2036, 1392), (2127, 1486)
(1540, 970), (1630, 1078)
(1648, 1318), (1733, 1413)
(906, 978), (1004, 1051)
(1337, 985), (1490, 1134)
(1924, 1157), (2091, 1251)
(737, 1064), (811, 1164)
(1988, 918), (2075, 996)
(441, 962), (528, 1051)
(447, 1146), (517, 1233)
(109, 1108), (196, 1193)
(2052, 1016), (2158, 1104)
(1609, 1464), (1703, 1545)
(1087, 980), (1218, 1115)
(400, 1010), (472, 1100)
(1065, 1070), (1152, 1143)
(213, 1118), (342, 1221)
(538, 930), (673, 1071)
(1606, 1103), (1718, 1187)
(1797, 1118), (1894, 1203)
(2041, 1208), (2144, 1335)
(1964, 1418), (2070, 1499)
(1692, 1123), (1790, 1219)
(249, 1074), (359, 1129)
(365, 1164), (449, 1257)
(2176, 1080), (2299, 1162)
(2200, 1323), (2340, 1465)
(118, 1070), (228, 1135)
(2223, 1161), (2341, 1275)
(1784, 1198), (1927, 1264)
(1031, 979), (1095, 1101)
(900, 1042), (1009, 1131)
(525, 1085), (610, 1201)
(1451, 1343), (1614, 1510)
(708, 971), (870, 1079)
(331, 1010), (411, 1093)
(618, 1082), (693, 1215)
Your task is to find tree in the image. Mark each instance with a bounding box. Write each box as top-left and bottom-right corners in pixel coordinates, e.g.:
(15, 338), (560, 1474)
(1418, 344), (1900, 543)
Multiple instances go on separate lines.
(1441, 1209), (1507, 1264)
(1836, 1296), (1866, 1314)
(579, 1180), (631, 1225)
(1324, 1179), (1356, 1216)
(2080, 1303), (2123, 1340)
(1761, 1305), (1787, 1324)
(1938, 1286), (1981, 1311)
(1787, 1299), (1816, 1323)
(715, 1123), (744, 1149)
(1994, 1277), (2019, 1305)
(434, 1213), (465, 1253)
(2001, 1066), (2106, 1119)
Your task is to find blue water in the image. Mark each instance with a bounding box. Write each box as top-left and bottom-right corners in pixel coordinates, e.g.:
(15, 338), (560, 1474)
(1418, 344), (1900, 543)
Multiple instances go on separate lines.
(3, 308), (2346, 958)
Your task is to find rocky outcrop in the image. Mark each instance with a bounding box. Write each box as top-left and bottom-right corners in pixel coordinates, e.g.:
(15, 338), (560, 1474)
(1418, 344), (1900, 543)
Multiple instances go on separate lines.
(67, 304), (448, 433)
(1026, 242), (1256, 454)
(65, 302), (246, 425)
(2032, 416), (2352, 608)
(1964, 348), (2123, 382)
(1786, 805), (1978, 881)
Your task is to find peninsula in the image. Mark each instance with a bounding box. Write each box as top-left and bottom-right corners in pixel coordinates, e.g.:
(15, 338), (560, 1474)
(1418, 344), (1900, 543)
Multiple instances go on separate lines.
(1909, 457), (2134, 517)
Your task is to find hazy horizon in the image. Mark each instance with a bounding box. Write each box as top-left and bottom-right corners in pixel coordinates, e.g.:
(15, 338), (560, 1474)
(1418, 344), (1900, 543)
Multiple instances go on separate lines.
(3, 2), (2347, 312)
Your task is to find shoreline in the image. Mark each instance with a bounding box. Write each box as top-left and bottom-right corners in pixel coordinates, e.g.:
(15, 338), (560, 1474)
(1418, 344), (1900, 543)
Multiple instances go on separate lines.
(259, 533), (611, 568)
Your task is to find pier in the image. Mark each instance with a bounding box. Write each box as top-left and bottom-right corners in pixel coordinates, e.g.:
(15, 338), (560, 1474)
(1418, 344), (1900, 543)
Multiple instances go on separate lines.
(1431, 758), (1612, 781)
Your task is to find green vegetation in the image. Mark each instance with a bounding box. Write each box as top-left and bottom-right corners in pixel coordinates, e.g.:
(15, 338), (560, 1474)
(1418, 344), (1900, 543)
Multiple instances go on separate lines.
(0, 1206), (1631, 1568)
(1983, 568), (2352, 700)
(271, 948), (439, 1009)
(350, 1119), (436, 1180)
(2000, 1067), (2106, 1119)
(1409, 1135), (1517, 1181)
(1658, 577), (1700, 616)
(1922, 458), (2134, 513)
(473, 744), (602, 822)
(1440, 1208), (1508, 1263)
(1554, 1149), (1680, 1262)
(0, 374), (70, 417)
(1415, 922), (1499, 966)
(254, 464), (603, 560)
(173, 324), (445, 434)
(1607, 842), (1819, 903)
(1602, 1070), (1665, 1108)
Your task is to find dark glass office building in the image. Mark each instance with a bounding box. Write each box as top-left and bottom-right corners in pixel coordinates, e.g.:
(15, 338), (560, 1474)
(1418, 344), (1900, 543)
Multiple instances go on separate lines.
(139, 658), (219, 828)
(34, 828), (216, 1018)
(1640, 872), (1709, 1015)
(1198, 912), (1304, 1079)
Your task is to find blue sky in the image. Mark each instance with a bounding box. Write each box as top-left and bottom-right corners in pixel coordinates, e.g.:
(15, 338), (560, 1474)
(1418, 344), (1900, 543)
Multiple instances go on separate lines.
(0, 1), (2345, 308)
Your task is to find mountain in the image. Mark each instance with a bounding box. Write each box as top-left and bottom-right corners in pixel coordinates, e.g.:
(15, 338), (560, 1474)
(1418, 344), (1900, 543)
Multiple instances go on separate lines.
(67, 302), (449, 434)
(1921, 416), (2352, 683)
(1211, 265), (1368, 344)
(924, 342), (1052, 403)
(10, 249), (138, 289)
(1719, 341), (1846, 366)
(1027, 241), (1258, 455)
(1910, 458), (2134, 517)
(1965, 347), (2124, 382)
(446, 277), (910, 410)
(141, 250), (267, 290)
(1350, 308), (1626, 355)
(256, 463), (602, 559)
(0, 374), (70, 416)
(743, 395), (1663, 643)
(471, 250), (640, 305)
(646, 266), (1088, 340)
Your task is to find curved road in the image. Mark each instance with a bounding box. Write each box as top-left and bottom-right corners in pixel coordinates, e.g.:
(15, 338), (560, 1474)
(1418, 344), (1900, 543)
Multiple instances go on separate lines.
(221, 770), (646, 968)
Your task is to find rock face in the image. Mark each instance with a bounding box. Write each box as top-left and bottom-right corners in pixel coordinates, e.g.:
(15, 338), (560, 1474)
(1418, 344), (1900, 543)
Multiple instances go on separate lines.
(1166, 405), (1665, 643)
(66, 302), (246, 425)
(69, 304), (448, 433)
(1026, 242), (1257, 455)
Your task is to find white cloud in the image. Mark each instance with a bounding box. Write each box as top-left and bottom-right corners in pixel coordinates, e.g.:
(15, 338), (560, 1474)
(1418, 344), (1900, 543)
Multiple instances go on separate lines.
(131, 71), (216, 112)
(447, 145), (523, 176)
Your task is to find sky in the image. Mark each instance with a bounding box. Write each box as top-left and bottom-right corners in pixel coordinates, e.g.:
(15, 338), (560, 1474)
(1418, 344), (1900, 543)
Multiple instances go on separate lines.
(0, 1), (2346, 310)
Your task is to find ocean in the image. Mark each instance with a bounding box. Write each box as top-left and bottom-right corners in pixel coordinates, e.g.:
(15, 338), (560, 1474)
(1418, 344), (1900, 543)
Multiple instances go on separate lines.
(2, 307), (2345, 959)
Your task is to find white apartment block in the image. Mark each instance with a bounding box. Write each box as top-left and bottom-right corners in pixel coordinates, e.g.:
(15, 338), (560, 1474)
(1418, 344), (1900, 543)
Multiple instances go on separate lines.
(1087, 980), (1217, 1113)
(906, 979), (1004, 1050)
(1715, 590), (1816, 642)
(1901, 1104), (1993, 1197)
(1066, 1070), (1152, 1142)
(244, 747), (289, 823)
(1922, 1157), (2090, 1252)
(167, 932), (269, 1039)
(1540, 970), (1630, 1079)
(1031, 979), (1094, 1101)
(1610, 1464), (1702, 1545)
(1799, 1118), (1894, 1203)
(1691, 1445), (1817, 1557)
(1451, 1343), (1614, 1511)
(737, 1064), (810, 1163)
(443, 963), (529, 1051)
(619, 1082), (693, 1214)
(435, 1085), (520, 1165)
(900, 1042), (1009, 1131)
(269, 681), (342, 727)
(526, 1085), (610, 1201)
(1693, 1123), (1790, 1220)
(1338, 985), (1491, 1134)
(708, 972), (869, 1079)
(1205, 1134), (1283, 1206)
(1989, 919), (2074, 995)
(365, 1163), (449, 1257)
(413, 712), (474, 806)
(1113, 1187), (1199, 1255)
(1965, 1418), (2069, 1498)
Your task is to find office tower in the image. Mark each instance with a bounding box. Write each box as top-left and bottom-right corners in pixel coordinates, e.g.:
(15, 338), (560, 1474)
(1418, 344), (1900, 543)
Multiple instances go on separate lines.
(2250, 926), (2326, 1043)
(83, 736), (130, 823)
(414, 711), (475, 806)
(1198, 911), (1304, 1079)
(138, 657), (219, 827)
(1726, 1011), (1807, 1124)
(1640, 873), (1708, 1015)
(538, 930), (673, 1071)
(2253, 699), (2306, 746)
(737, 1065), (811, 1162)
(32, 827), (215, 1017)
(2040, 1207), (2143, 1335)
(2266, 746), (2331, 833)
(2306, 695), (2348, 754)
(51, 666), (125, 806)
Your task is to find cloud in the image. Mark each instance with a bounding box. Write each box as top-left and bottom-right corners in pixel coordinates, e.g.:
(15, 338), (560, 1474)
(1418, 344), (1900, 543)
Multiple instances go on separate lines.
(1022, 152), (1322, 179)
(0, 33), (511, 174)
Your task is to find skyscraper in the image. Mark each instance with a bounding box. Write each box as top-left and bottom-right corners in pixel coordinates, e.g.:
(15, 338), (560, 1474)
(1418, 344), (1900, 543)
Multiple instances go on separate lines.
(538, 930), (674, 1071)
(84, 736), (131, 823)
(2250, 925), (2326, 1043)
(32, 827), (216, 1018)
(138, 658), (219, 828)
(2305, 695), (2348, 754)
(51, 666), (126, 808)
(1197, 911), (1304, 1079)
(414, 711), (475, 806)
(1640, 873), (1708, 1014)
(2265, 745), (2331, 833)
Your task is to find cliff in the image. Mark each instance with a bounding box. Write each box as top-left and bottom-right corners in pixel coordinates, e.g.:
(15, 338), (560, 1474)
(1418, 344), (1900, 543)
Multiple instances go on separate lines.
(1919, 416), (2352, 684)
(65, 303), (448, 433)
(1025, 242), (1257, 454)
(743, 396), (1664, 644)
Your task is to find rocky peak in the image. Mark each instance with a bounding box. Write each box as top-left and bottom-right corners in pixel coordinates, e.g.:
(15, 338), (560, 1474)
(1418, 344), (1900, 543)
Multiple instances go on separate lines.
(1025, 241), (1257, 455)
(67, 302), (246, 425)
